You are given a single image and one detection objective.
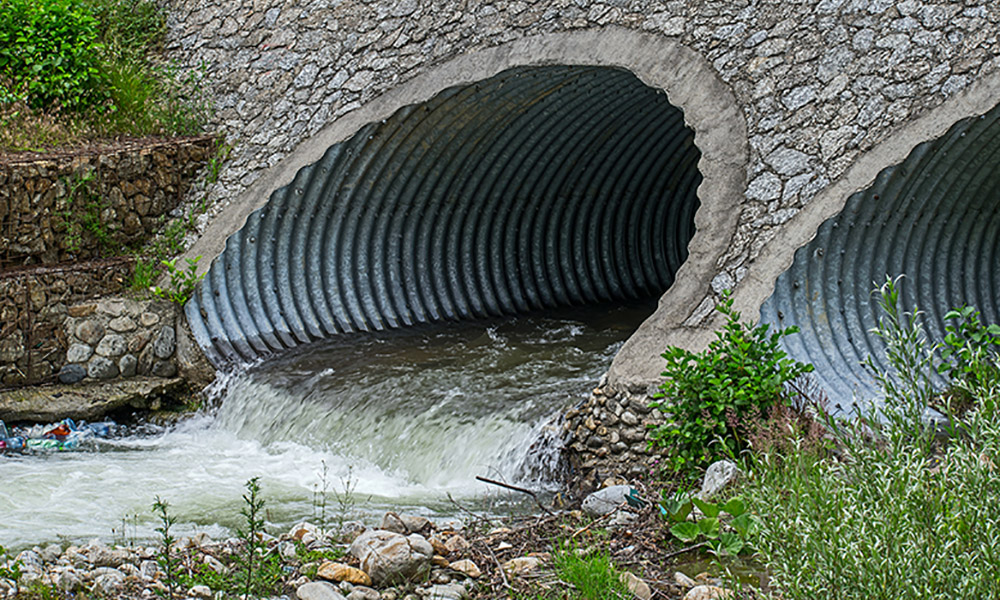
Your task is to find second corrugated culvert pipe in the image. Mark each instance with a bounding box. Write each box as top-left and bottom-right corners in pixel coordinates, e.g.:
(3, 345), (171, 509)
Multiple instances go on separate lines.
(187, 65), (703, 366)
(761, 103), (1000, 409)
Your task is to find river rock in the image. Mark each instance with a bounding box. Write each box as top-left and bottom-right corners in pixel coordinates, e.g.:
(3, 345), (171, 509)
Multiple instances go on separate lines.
(189, 584), (212, 599)
(297, 581), (346, 600)
(349, 530), (433, 585)
(56, 569), (82, 592)
(443, 535), (469, 554)
(151, 359), (178, 377)
(87, 356), (119, 380)
(140, 312), (160, 327)
(582, 485), (634, 516)
(674, 571), (697, 588)
(699, 460), (740, 500)
(152, 326), (176, 359)
(140, 560), (158, 579)
(683, 585), (733, 600)
(40, 545), (61, 564)
(95, 334), (127, 358)
(119, 354), (137, 377)
(109, 316), (137, 332)
(420, 583), (467, 600)
(75, 321), (105, 346)
(66, 343), (93, 363)
(347, 586), (380, 600)
(428, 535), (449, 556)
(448, 559), (481, 578)
(502, 556), (540, 576)
(94, 570), (125, 595)
(318, 562), (372, 586)
(58, 364), (87, 384)
(621, 572), (652, 600)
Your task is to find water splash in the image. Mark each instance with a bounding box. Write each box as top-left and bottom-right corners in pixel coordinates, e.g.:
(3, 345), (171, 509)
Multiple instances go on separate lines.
(0, 304), (649, 550)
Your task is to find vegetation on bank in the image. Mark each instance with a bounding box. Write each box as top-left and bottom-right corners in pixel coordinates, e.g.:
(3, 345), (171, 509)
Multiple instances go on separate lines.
(0, 0), (208, 153)
(646, 276), (1000, 599)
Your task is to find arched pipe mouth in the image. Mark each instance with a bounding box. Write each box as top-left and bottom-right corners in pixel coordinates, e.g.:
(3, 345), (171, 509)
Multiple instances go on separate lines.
(738, 66), (1000, 409)
(187, 65), (704, 366)
(181, 28), (750, 380)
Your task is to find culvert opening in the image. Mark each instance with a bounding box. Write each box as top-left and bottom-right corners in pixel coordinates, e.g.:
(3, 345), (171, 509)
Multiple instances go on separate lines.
(188, 65), (704, 366)
(761, 103), (1000, 408)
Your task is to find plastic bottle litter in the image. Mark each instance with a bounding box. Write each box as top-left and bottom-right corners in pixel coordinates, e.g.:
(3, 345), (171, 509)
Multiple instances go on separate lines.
(0, 417), (117, 454)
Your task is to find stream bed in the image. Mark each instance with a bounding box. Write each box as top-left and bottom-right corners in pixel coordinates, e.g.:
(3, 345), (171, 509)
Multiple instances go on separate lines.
(0, 303), (652, 550)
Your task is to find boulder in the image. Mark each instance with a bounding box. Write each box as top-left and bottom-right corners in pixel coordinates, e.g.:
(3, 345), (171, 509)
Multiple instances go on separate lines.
(699, 460), (740, 499)
(349, 530), (433, 585)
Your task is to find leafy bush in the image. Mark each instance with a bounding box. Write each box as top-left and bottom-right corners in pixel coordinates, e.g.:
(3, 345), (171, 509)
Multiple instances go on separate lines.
(0, 0), (207, 151)
(649, 291), (813, 473)
(0, 0), (108, 111)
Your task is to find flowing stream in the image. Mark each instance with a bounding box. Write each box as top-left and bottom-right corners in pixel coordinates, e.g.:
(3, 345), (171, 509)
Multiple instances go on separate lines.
(0, 303), (651, 550)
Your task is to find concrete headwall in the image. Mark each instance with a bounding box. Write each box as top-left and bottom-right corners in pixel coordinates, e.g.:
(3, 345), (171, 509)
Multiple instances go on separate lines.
(163, 0), (1000, 388)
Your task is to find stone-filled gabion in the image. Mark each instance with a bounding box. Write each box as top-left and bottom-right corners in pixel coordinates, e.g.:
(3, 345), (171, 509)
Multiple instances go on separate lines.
(60, 298), (180, 385)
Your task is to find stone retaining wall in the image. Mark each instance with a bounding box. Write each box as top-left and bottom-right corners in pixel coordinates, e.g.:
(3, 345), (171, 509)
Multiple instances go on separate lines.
(562, 382), (665, 493)
(0, 260), (134, 386)
(0, 136), (216, 267)
(59, 297), (180, 386)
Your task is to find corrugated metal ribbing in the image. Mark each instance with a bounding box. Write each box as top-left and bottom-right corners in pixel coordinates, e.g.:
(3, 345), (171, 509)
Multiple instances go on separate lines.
(187, 66), (702, 366)
(761, 105), (1000, 407)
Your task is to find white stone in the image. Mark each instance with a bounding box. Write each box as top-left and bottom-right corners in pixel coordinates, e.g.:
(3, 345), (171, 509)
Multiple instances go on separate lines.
(699, 460), (740, 499)
(66, 343), (93, 363)
(349, 530), (432, 585)
(297, 581), (347, 600)
(582, 485), (634, 517)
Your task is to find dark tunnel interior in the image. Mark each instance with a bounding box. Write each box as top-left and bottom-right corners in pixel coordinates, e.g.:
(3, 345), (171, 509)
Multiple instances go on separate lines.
(187, 65), (704, 365)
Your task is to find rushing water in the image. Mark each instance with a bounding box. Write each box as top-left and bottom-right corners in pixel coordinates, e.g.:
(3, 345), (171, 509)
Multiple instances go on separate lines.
(0, 303), (651, 550)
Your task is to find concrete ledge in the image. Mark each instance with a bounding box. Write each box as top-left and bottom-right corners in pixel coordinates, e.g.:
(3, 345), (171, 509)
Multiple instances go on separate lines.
(0, 377), (186, 423)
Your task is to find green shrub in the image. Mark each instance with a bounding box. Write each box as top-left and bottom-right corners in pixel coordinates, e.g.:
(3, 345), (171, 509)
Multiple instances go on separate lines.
(649, 291), (813, 473)
(0, 0), (108, 111)
(80, 0), (165, 61)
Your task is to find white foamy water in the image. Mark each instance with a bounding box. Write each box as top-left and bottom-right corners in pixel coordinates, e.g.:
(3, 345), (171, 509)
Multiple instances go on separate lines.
(0, 305), (648, 550)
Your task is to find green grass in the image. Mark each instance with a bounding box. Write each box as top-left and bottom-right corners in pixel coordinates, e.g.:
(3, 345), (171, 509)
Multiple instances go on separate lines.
(551, 543), (631, 600)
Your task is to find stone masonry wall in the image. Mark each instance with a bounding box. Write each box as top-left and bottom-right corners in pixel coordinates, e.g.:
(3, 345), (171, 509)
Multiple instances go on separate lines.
(0, 136), (216, 267)
(0, 259), (133, 386)
(562, 382), (665, 493)
(164, 0), (1000, 297)
(59, 297), (180, 385)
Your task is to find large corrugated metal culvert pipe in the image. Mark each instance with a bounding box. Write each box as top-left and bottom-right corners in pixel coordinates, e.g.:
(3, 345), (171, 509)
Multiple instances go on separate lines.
(187, 66), (703, 366)
(761, 103), (1000, 409)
